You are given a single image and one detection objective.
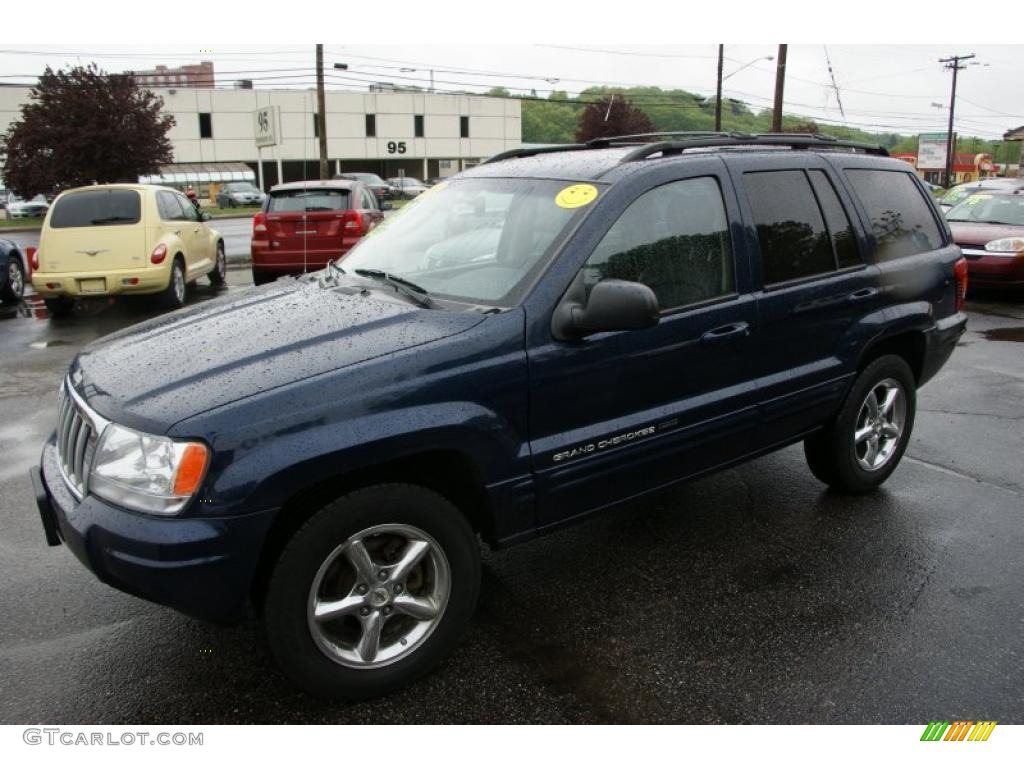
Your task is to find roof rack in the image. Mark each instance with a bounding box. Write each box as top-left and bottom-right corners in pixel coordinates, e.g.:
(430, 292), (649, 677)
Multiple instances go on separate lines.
(616, 133), (889, 162)
(483, 132), (888, 166)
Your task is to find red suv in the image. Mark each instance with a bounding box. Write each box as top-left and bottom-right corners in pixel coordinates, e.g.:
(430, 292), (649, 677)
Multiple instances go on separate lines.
(250, 180), (384, 285)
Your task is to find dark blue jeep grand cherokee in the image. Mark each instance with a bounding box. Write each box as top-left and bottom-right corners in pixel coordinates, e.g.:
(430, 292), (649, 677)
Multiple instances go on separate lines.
(31, 133), (967, 698)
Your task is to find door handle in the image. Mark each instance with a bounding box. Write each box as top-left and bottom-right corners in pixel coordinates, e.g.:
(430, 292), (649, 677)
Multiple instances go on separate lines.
(173, 230), (181, 236)
(700, 321), (750, 343)
(193, 228), (201, 233)
(847, 287), (879, 303)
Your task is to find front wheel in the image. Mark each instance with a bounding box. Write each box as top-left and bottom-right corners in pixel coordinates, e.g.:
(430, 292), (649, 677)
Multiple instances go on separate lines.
(264, 484), (481, 699)
(804, 354), (917, 493)
(1, 257), (25, 302)
(209, 242), (227, 286)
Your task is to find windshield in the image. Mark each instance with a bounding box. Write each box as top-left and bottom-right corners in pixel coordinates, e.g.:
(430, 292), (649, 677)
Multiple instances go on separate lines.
(227, 183), (257, 192)
(349, 174), (385, 185)
(339, 178), (596, 306)
(946, 194), (1024, 225)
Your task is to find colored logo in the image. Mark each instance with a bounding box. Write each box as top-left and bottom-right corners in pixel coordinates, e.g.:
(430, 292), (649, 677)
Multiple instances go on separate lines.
(920, 721), (997, 742)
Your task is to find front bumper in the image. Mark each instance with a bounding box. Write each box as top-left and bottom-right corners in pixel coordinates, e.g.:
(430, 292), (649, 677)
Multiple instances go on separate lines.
(32, 439), (277, 622)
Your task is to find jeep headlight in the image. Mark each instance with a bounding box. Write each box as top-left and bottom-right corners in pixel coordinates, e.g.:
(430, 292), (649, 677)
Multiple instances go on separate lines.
(984, 238), (1024, 254)
(89, 424), (209, 515)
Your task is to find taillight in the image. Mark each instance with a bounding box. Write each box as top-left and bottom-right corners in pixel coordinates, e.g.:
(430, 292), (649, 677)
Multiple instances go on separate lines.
(953, 257), (968, 312)
(27, 246), (39, 272)
(253, 212), (267, 234)
(151, 243), (168, 265)
(343, 210), (364, 236)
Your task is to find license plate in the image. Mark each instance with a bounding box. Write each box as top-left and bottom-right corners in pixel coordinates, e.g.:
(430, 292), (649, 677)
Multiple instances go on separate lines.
(79, 278), (106, 294)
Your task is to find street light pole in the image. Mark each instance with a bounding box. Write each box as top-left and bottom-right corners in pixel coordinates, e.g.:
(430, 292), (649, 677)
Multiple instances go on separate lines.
(771, 44), (787, 133)
(715, 45), (723, 132)
(939, 53), (975, 188)
(316, 44), (329, 180)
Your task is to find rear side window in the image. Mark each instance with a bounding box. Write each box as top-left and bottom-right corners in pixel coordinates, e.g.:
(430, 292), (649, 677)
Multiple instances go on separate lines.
(845, 170), (943, 261)
(157, 190), (186, 221)
(268, 189), (350, 213)
(50, 189), (141, 228)
(808, 170), (861, 269)
(582, 176), (735, 311)
(744, 170), (835, 284)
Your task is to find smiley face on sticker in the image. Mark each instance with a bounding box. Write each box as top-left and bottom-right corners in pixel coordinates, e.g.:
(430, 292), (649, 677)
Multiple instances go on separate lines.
(555, 183), (599, 209)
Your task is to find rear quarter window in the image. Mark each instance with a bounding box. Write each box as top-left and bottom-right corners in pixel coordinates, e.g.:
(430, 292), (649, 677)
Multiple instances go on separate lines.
(50, 189), (141, 228)
(844, 169), (943, 261)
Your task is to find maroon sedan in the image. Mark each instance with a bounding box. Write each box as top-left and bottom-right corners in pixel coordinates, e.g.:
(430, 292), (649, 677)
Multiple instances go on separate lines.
(946, 190), (1024, 290)
(250, 180), (384, 286)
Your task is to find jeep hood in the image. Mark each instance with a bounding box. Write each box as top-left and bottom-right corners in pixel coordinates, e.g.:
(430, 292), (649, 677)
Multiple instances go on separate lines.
(71, 278), (485, 432)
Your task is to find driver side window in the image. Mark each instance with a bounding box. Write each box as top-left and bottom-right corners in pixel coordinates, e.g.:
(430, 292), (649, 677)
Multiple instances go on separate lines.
(582, 177), (735, 312)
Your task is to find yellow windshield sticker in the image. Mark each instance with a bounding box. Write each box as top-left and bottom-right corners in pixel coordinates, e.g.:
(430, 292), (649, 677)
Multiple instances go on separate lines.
(555, 184), (599, 209)
(965, 194), (991, 205)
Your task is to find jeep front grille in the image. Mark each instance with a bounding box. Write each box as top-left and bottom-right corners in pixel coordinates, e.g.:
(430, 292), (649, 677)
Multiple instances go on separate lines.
(56, 381), (102, 500)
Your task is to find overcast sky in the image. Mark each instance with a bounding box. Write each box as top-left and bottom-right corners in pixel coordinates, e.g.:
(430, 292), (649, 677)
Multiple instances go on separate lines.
(1, 44), (1021, 141)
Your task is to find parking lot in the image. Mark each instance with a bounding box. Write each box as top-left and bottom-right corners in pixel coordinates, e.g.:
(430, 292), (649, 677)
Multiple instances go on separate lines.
(0, 271), (1021, 724)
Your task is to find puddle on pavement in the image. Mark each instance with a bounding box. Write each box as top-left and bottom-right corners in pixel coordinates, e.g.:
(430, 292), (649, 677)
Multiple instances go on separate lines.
(980, 327), (1024, 343)
(29, 340), (70, 348)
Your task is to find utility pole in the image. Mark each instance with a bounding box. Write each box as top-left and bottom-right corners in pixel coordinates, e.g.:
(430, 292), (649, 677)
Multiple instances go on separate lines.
(715, 44), (724, 131)
(771, 44), (787, 133)
(939, 53), (974, 187)
(315, 44), (328, 180)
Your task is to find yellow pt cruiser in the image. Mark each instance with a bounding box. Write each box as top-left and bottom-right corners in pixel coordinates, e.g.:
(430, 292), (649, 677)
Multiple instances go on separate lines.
(31, 184), (226, 317)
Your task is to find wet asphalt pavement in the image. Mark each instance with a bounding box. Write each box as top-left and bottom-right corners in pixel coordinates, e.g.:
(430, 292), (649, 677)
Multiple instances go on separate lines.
(0, 275), (1022, 724)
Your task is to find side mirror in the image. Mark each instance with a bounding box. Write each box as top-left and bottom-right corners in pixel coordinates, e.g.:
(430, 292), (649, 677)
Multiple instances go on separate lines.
(200, 212), (212, 222)
(553, 278), (660, 340)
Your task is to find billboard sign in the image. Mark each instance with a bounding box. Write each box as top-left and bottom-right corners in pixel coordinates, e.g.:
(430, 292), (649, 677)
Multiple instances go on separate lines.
(918, 133), (952, 170)
(253, 106), (279, 148)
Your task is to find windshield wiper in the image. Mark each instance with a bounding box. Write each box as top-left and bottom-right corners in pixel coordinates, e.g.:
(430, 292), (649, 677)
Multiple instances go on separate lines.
(354, 268), (432, 308)
(90, 216), (135, 224)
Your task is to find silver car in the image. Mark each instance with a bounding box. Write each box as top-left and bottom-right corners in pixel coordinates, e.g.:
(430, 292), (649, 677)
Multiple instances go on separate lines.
(215, 182), (266, 208)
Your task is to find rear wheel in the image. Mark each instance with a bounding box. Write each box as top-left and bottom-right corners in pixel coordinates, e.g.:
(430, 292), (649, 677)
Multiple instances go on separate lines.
(209, 241), (227, 286)
(43, 296), (74, 318)
(1, 257), (25, 302)
(264, 484), (480, 699)
(804, 354), (916, 493)
(160, 258), (187, 309)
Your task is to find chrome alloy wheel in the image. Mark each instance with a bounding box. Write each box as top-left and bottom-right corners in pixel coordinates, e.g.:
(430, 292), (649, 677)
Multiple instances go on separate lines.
(8, 261), (24, 297)
(307, 523), (451, 669)
(853, 377), (906, 472)
(172, 264), (186, 304)
(216, 244), (226, 278)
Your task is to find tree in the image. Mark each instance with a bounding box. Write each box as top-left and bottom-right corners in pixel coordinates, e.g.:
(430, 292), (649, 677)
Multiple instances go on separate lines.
(1, 64), (175, 197)
(575, 94), (655, 143)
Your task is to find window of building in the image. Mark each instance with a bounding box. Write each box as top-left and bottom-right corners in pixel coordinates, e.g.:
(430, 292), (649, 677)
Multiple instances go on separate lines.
(460, 116), (469, 138)
(414, 115), (424, 138)
(844, 169), (944, 261)
(744, 170), (837, 285)
(365, 114), (376, 138)
(807, 170), (861, 269)
(198, 112), (212, 139)
(582, 177), (735, 311)
(312, 113), (319, 139)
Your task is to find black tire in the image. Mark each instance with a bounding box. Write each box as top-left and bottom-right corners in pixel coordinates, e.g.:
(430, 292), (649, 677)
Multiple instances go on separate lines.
(43, 296), (74, 318)
(264, 483), (481, 700)
(160, 258), (187, 309)
(251, 268), (276, 286)
(804, 354), (917, 494)
(1, 256), (25, 303)
(209, 241), (227, 286)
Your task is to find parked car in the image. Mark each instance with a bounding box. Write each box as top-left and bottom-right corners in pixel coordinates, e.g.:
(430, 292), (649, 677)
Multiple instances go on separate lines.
(31, 134), (966, 700)
(7, 193), (50, 219)
(938, 178), (1024, 212)
(30, 184), (226, 317)
(215, 182), (265, 208)
(334, 173), (393, 205)
(250, 179), (384, 285)
(946, 189), (1024, 290)
(0, 237), (28, 302)
(387, 177), (429, 199)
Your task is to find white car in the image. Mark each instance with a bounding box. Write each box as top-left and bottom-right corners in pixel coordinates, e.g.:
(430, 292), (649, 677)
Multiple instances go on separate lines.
(7, 194), (50, 219)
